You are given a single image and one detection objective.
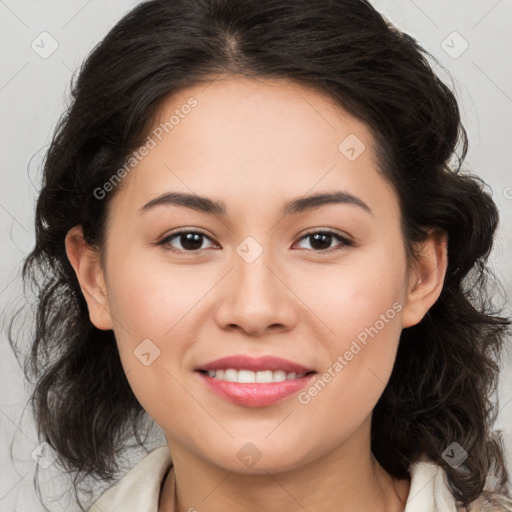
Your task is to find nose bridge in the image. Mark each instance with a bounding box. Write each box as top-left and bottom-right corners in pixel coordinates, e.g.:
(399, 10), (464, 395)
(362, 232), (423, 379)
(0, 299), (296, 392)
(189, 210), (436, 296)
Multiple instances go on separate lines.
(214, 235), (296, 334)
(232, 236), (280, 305)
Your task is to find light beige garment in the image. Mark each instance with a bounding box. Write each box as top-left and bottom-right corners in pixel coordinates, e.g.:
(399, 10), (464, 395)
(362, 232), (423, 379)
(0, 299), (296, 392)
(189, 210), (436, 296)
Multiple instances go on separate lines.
(87, 445), (511, 512)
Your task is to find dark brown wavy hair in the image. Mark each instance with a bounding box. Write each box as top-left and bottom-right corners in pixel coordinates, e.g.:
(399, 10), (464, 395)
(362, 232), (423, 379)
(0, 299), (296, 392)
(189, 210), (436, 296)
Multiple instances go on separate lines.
(7, 0), (512, 510)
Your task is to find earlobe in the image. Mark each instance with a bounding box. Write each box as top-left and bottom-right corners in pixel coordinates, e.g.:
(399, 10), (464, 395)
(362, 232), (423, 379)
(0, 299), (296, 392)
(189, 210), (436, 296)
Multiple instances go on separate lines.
(401, 229), (448, 328)
(64, 225), (113, 330)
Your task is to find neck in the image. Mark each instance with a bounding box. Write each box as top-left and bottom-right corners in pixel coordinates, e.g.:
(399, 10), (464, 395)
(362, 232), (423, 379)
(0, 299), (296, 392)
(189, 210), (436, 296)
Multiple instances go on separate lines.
(159, 417), (410, 512)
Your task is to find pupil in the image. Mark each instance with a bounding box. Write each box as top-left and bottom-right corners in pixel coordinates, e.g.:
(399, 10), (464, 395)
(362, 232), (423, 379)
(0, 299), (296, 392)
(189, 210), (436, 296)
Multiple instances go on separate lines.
(181, 233), (203, 251)
(310, 233), (331, 250)
(178, 233), (333, 251)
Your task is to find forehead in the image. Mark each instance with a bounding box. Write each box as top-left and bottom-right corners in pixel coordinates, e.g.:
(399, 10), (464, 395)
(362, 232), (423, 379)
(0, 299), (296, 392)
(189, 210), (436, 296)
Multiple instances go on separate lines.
(152, 75), (369, 158)
(109, 76), (399, 222)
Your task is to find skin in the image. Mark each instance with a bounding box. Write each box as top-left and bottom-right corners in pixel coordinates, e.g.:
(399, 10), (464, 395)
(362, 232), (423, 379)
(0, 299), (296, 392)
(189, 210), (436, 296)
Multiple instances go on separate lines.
(65, 75), (448, 512)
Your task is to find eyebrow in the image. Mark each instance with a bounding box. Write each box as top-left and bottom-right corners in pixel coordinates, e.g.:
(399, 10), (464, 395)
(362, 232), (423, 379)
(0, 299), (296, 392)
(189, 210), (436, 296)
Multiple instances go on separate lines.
(139, 190), (373, 217)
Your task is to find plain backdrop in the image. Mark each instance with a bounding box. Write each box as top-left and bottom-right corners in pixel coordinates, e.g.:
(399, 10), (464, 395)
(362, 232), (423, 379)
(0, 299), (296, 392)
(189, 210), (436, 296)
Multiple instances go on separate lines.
(1, 1), (511, 510)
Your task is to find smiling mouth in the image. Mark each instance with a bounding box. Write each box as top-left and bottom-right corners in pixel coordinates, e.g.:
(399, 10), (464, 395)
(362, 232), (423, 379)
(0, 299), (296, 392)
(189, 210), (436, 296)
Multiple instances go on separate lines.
(196, 368), (317, 383)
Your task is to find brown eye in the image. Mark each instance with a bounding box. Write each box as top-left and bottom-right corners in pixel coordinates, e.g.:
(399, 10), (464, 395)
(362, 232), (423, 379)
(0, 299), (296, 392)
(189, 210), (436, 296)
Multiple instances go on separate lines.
(158, 230), (217, 252)
(157, 228), (353, 254)
(295, 230), (353, 253)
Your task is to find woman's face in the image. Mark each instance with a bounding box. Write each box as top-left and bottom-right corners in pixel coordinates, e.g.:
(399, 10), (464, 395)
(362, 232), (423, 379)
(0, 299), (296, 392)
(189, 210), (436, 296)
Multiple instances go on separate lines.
(70, 76), (438, 473)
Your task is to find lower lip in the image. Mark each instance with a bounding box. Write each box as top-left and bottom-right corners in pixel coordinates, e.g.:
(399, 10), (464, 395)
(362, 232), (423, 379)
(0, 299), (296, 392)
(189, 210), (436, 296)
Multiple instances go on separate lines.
(195, 371), (316, 407)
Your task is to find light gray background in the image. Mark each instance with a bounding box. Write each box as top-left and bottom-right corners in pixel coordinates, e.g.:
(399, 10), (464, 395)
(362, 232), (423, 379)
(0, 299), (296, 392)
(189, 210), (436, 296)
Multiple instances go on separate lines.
(1, 1), (511, 510)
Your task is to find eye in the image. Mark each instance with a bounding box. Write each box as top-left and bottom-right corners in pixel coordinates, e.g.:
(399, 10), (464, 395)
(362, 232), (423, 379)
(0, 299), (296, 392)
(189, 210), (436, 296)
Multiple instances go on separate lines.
(157, 229), (217, 253)
(294, 229), (353, 253)
(157, 228), (353, 254)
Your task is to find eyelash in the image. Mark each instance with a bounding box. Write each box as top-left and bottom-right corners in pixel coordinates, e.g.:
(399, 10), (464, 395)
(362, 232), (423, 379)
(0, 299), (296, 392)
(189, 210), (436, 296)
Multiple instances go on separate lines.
(156, 228), (354, 255)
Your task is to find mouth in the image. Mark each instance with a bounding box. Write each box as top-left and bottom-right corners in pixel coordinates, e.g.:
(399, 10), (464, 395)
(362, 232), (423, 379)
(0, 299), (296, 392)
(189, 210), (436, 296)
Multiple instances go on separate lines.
(195, 368), (316, 383)
(195, 354), (317, 375)
(195, 370), (317, 407)
(193, 354), (318, 407)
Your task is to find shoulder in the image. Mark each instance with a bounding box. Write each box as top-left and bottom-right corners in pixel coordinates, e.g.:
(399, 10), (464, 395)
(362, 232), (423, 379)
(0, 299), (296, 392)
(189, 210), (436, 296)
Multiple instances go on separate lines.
(87, 445), (173, 512)
(462, 492), (512, 512)
(405, 457), (459, 511)
(406, 456), (512, 512)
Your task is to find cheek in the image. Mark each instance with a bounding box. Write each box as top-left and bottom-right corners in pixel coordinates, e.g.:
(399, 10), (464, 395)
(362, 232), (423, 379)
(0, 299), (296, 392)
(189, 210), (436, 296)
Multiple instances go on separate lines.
(304, 240), (406, 339)
(297, 240), (406, 406)
(105, 265), (197, 425)
(105, 243), (208, 339)
(295, 269), (404, 455)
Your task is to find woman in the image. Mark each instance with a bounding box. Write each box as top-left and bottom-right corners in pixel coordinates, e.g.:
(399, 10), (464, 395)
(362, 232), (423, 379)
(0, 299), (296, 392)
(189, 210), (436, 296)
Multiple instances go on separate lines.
(8, 0), (512, 511)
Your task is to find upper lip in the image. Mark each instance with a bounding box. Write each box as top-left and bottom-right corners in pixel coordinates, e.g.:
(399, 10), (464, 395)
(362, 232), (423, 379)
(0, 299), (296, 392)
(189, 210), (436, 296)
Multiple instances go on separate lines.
(195, 355), (316, 374)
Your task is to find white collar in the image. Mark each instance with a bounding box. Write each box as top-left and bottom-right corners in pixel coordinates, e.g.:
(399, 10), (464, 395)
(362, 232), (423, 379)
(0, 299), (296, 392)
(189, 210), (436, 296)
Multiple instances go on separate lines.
(89, 446), (463, 512)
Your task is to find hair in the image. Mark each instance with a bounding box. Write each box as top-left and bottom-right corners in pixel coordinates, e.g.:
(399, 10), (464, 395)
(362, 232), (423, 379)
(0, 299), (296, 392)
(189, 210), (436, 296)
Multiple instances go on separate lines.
(6, 0), (512, 510)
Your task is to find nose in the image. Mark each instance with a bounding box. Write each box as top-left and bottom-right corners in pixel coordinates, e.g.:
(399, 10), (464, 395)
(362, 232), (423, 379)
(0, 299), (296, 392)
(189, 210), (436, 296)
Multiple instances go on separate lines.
(214, 248), (298, 337)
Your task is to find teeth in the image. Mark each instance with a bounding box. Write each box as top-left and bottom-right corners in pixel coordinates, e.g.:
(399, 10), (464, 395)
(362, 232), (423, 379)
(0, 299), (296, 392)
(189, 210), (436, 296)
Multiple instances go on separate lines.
(204, 369), (307, 383)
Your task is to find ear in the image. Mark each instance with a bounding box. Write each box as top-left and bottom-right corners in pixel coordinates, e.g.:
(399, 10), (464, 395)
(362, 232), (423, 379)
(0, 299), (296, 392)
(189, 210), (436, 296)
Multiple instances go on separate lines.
(64, 225), (113, 330)
(401, 229), (448, 328)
